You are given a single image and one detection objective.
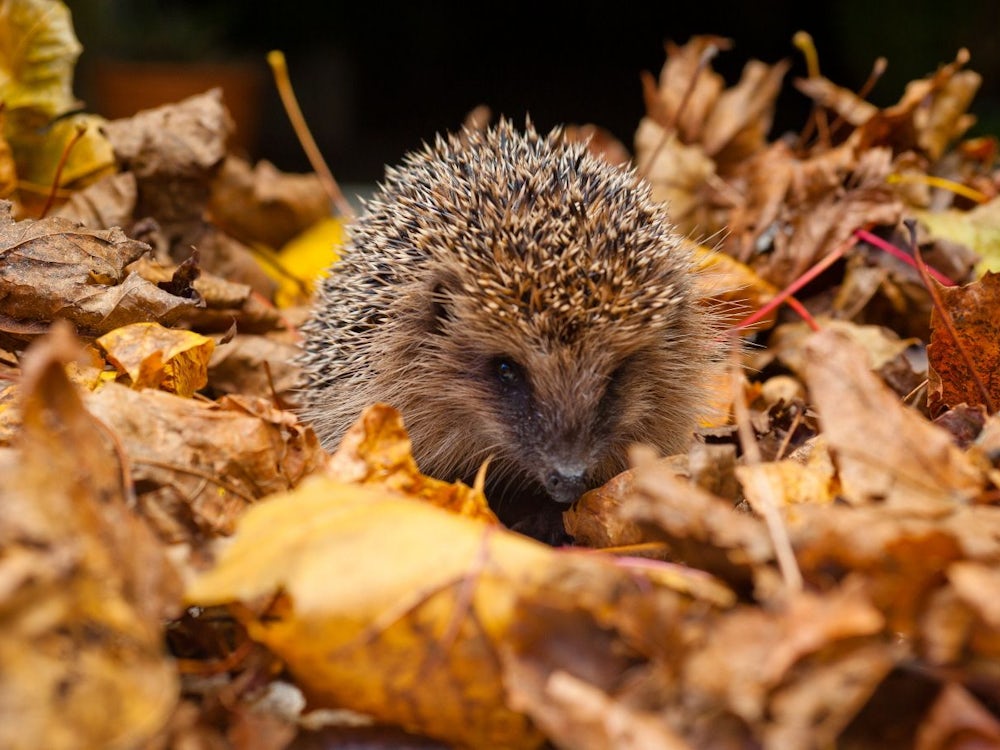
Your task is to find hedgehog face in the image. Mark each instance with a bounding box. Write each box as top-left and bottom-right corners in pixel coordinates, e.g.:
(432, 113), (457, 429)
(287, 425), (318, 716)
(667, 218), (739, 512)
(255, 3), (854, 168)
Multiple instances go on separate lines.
(410, 279), (684, 512)
(298, 119), (723, 542)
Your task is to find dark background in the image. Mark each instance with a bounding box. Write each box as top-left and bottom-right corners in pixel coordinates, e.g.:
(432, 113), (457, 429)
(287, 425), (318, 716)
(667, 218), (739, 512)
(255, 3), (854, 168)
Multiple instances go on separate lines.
(70, 1), (1000, 187)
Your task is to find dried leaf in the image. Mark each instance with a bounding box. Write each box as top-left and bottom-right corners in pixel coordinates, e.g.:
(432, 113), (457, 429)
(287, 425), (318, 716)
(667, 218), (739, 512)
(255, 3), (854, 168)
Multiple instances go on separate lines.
(916, 197), (1000, 275)
(96, 321), (214, 397)
(102, 89), (232, 253)
(10, 112), (116, 191)
(927, 271), (1000, 415)
(503, 666), (693, 750)
(187, 478), (550, 750)
(207, 333), (302, 403)
(702, 57), (790, 166)
(914, 682), (1000, 750)
(684, 584), (886, 726)
(0, 323), (178, 750)
(52, 171), (137, 229)
(622, 458), (774, 587)
(0, 201), (198, 335)
(324, 403), (498, 523)
(0, 111), (15, 199)
(85, 382), (323, 543)
(208, 156), (332, 249)
(271, 216), (345, 307)
(642, 35), (732, 142)
(633, 121), (716, 228)
(803, 328), (983, 510)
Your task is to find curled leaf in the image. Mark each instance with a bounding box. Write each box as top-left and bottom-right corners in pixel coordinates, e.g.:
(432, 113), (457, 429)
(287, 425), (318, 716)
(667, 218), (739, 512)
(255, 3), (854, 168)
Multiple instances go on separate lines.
(96, 321), (214, 397)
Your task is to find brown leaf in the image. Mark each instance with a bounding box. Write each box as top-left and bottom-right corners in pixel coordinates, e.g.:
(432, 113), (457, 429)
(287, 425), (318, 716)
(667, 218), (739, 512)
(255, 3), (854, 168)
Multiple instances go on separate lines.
(84, 382), (324, 543)
(51, 170), (137, 229)
(207, 332), (302, 403)
(503, 665), (693, 750)
(927, 271), (1000, 415)
(702, 57), (791, 167)
(790, 504), (982, 637)
(622, 458), (774, 589)
(0, 201), (198, 336)
(914, 682), (1000, 750)
(795, 75), (879, 127)
(325, 403), (498, 523)
(129, 255), (285, 334)
(642, 35), (732, 140)
(858, 48), (978, 160)
(633, 121), (716, 229)
(96, 321), (214, 396)
(102, 88), (232, 253)
(208, 156), (334, 249)
(684, 584), (886, 725)
(187, 478), (551, 750)
(759, 148), (902, 288)
(0, 323), (178, 749)
(803, 328), (983, 510)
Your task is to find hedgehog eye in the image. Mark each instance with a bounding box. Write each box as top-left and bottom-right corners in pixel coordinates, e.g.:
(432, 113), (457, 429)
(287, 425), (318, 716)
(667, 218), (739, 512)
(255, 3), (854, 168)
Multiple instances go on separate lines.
(492, 357), (524, 388)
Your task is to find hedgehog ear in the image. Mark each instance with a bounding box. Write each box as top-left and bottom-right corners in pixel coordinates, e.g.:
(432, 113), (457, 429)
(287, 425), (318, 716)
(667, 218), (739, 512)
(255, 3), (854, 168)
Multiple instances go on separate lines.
(426, 279), (455, 334)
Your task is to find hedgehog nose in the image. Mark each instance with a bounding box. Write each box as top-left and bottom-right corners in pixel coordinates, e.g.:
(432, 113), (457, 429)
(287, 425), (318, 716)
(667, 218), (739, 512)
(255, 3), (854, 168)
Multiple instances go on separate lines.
(544, 467), (588, 505)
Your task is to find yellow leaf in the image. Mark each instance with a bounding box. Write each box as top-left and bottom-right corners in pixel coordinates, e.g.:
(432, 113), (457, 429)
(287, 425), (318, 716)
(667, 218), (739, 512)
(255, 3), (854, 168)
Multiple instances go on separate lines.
(325, 403), (500, 524)
(0, 0), (81, 118)
(265, 216), (345, 307)
(187, 478), (549, 750)
(11, 112), (116, 192)
(692, 240), (779, 330)
(96, 322), (214, 397)
(915, 198), (1000, 276)
(0, 112), (15, 199)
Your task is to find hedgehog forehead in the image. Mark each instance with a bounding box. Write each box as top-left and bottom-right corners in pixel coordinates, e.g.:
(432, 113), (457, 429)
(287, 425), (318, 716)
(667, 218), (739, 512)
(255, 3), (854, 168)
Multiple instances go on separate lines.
(366, 118), (692, 342)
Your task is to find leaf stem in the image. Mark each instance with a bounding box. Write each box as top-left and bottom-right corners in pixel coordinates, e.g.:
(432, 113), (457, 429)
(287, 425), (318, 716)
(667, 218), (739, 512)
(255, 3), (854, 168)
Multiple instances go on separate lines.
(37, 122), (87, 219)
(267, 50), (356, 220)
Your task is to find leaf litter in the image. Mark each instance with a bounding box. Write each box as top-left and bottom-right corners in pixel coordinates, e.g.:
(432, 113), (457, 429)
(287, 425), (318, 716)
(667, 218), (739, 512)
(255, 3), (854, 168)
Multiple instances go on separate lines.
(1, 7), (1000, 749)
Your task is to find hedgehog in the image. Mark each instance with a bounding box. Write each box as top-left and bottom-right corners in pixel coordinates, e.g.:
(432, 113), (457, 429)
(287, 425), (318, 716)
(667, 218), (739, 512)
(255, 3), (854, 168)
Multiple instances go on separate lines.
(298, 119), (723, 543)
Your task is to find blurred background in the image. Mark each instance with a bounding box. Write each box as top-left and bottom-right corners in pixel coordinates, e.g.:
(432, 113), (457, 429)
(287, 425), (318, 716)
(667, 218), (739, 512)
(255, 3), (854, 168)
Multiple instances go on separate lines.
(69, 0), (1000, 188)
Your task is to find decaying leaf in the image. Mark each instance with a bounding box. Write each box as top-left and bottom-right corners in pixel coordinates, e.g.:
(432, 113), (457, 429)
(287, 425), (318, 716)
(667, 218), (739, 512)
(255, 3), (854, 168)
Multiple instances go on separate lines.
(208, 155), (332, 250)
(102, 88), (232, 257)
(84, 382), (324, 543)
(0, 323), (178, 750)
(803, 328), (984, 510)
(207, 332), (302, 403)
(325, 403), (498, 523)
(51, 170), (137, 229)
(0, 201), (198, 335)
(10, 112), (116, 193)
(186, 478), (550, 750)
(927, 271), (1000, 415)
(96, 321), (214, 397)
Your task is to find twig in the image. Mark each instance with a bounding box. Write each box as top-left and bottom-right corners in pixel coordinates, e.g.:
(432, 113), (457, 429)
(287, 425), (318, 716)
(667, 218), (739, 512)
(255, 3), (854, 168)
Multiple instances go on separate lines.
(854, 228), (955, 286)
(267, 50), (356, 220)
(730, 335), (803, 591)
(735, 233), (857, 331)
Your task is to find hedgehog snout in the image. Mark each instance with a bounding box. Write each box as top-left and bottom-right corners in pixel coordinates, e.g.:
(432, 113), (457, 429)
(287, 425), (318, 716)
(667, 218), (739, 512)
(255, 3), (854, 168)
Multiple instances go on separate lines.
(543, 463), (589, 505)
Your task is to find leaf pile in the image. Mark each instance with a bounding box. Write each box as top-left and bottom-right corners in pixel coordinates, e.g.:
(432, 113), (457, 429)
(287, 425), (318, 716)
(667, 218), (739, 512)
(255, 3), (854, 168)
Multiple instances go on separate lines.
(3, 6), (1000, 749)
